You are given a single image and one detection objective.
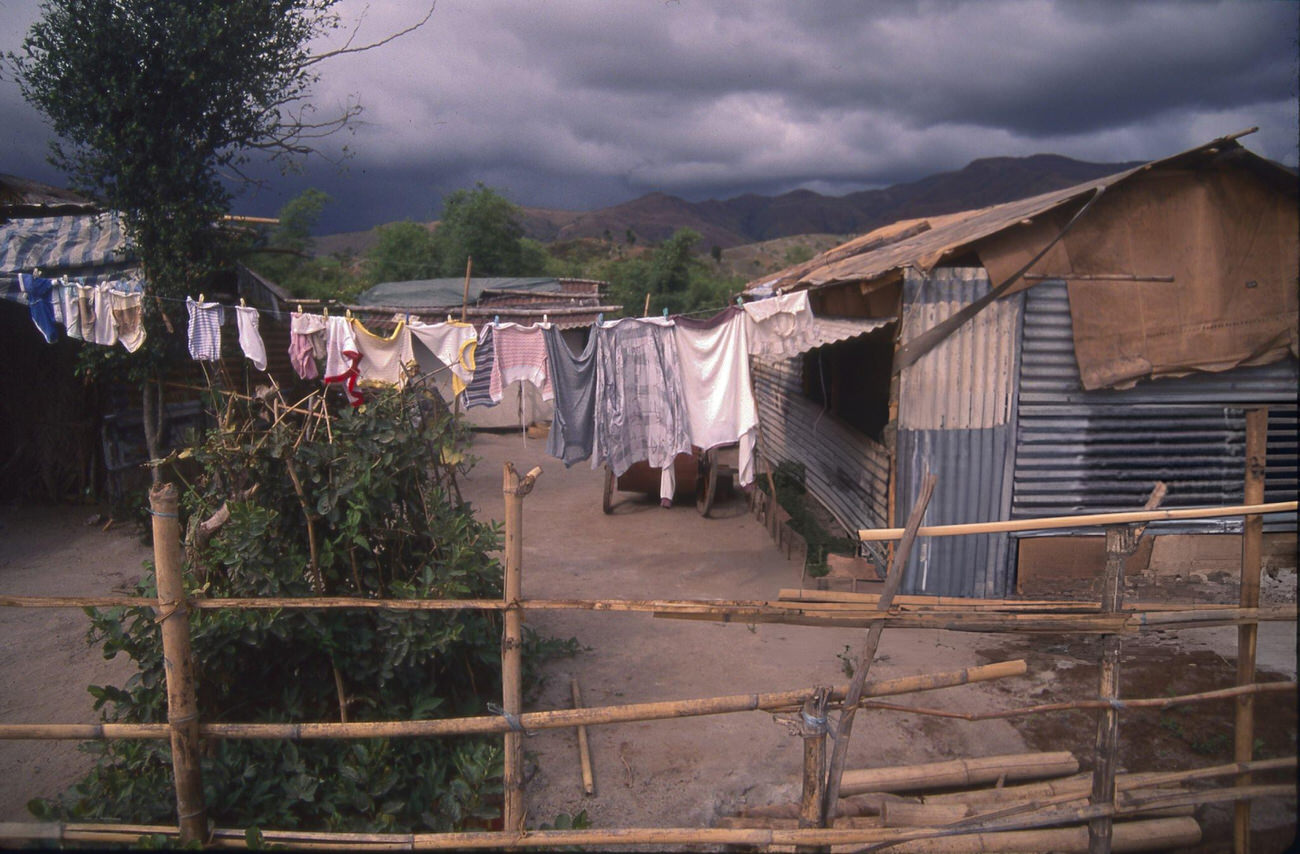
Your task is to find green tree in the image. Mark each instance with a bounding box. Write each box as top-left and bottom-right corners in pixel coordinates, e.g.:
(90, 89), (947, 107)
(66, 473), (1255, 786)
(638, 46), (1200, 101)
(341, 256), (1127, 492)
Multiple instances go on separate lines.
(9, 0), (426, 477)
(273, 187), (332, 255)
(433, 183), (539, 277)
(603, 228), (740, 316)
(365, 220), (441, 284)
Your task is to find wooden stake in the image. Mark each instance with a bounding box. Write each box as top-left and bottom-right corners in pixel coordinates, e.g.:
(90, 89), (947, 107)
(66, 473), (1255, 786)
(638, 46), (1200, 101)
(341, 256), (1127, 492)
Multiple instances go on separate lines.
(149, 483), (207, 846)
(643, 292), (651, 316)
(461, 256), (472, 322)
(797, 687), (831, 852)
(502, 462), (542, 834)
(1235, 407), (1268, 854)
(1088, 525), (1132, 853)
(822, 473), (937, 823)
(571, 676), (595, 796)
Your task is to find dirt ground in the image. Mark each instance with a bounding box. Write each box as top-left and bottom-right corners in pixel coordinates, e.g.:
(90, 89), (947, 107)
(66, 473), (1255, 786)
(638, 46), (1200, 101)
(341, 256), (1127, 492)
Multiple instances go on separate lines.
(1, 429), (1295, 852)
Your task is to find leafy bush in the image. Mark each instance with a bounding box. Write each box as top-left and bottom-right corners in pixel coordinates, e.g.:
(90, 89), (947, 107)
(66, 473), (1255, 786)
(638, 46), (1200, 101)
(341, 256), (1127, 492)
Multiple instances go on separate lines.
(32, 383), (572, 832)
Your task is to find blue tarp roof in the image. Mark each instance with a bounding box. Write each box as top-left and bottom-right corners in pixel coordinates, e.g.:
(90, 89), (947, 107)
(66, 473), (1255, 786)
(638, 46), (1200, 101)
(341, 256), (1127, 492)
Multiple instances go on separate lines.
(353, 277), (563, 309)
(0, 212), (137, 301)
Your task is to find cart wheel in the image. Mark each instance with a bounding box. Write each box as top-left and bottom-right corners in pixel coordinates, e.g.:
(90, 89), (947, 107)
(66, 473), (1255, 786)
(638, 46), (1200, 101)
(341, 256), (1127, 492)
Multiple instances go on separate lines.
(696, 449), (718, 517)
(601, 464), (616, 514)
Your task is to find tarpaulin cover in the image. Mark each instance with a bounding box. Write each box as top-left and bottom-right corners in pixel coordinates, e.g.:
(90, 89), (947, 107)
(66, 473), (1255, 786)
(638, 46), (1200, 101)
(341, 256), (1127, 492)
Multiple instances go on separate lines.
(355, 277), (563, 309)
(978, 168), (1298, 390)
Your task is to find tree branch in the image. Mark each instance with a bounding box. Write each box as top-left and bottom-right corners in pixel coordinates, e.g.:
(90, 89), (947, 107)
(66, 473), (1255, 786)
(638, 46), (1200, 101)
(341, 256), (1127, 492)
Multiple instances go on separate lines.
(300, 3), (435, 67)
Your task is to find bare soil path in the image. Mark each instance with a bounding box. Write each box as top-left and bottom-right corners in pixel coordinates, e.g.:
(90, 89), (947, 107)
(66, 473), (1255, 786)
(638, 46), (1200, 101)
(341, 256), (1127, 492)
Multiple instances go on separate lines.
(0, 429), (1293, 852)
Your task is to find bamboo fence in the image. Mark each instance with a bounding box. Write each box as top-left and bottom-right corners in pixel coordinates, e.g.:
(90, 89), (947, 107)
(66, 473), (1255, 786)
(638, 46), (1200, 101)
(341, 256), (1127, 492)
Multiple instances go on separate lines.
(0, 438), (1294, 851)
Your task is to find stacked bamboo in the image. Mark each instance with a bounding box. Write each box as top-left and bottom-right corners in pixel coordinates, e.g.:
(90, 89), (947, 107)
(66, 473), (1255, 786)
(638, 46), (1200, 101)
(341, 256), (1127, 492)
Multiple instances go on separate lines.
(720, 753), (1298, 852)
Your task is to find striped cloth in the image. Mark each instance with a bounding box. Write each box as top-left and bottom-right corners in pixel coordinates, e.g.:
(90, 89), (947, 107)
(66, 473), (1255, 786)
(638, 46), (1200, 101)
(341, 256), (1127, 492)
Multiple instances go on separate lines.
(186, 297), (223, 360)
(462, 324), (497, 409)
(489, 323), (553, 401)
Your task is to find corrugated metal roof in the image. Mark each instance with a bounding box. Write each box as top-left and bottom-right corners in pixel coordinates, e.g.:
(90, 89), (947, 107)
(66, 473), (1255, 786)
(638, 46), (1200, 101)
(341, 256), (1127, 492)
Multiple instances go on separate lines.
(355, 277), (569, 309)
(746, 130), (1291, 296)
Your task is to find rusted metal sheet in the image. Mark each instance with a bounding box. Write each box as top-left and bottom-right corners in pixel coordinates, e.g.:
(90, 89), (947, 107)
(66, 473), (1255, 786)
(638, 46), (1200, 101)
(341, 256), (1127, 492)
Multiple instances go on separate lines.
(1013, 280), (1298, 534)
(751, 354), (891, 554)
(896, 268), (1021, 597)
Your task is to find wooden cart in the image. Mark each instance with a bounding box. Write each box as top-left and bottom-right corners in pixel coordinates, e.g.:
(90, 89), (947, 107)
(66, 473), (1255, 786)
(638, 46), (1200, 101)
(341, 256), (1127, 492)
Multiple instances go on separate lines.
(601, 446), (734, 516)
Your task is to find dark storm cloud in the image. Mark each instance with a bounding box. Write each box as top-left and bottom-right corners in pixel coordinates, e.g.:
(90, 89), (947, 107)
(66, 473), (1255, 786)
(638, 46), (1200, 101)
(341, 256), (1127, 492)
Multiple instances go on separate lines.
(2, 0), (1296, 232)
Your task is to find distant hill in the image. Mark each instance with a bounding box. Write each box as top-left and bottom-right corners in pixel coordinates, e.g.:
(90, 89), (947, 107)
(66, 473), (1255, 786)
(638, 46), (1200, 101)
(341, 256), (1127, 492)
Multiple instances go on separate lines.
(313, 153), (1138, 257)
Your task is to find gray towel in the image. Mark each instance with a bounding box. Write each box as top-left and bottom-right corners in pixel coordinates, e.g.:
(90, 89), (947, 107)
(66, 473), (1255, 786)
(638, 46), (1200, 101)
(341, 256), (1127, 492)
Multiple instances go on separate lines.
(544, 326), (598, 466)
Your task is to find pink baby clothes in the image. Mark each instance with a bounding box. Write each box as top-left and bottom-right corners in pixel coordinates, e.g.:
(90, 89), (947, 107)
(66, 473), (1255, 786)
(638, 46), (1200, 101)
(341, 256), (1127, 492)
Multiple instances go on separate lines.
(289, 311), (327, 380)
(488, 323), (553, 401)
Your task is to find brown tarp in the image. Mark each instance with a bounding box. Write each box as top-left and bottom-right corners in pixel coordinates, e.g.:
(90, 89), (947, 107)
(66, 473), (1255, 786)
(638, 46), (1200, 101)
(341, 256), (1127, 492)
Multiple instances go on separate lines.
(978, 167), (1298, 389)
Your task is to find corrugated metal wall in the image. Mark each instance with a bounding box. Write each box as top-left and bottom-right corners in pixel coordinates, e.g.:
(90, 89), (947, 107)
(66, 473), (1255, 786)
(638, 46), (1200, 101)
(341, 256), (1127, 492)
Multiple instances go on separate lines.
(751, 354), (892, 549)
(1014, 280), (1298, 534)
(896, 268), (1022, 597)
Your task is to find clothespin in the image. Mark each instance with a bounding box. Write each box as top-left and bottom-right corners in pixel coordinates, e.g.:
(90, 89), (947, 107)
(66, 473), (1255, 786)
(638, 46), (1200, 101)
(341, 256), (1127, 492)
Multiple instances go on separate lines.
(493, 315), (500, 326)
(240, 297), (247, 308)
(323, 306), (329, 318)
(736, 296), (743, 306)
(597, 313), (604, 324)
(296, 303), (303, 314)
(447, 314), (453, 323)
(199, 293), (205, 303)
(543, 313), (548, 324)
(662, 307), (668, 317)
(345, 309), (352, 319)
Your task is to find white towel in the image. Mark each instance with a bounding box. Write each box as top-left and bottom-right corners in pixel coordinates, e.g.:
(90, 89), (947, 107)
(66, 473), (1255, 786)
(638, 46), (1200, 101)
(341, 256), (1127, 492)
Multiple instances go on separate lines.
(234, 305), (267, 371)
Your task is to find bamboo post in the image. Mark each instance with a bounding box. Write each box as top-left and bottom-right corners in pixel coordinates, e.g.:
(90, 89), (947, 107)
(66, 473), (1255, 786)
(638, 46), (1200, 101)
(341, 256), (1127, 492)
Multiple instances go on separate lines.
(1087, 524), (1132, 854)
(797, 687), (830, 851)
(150, 483), (207, 846)
(1234, 407), (1268, 854)
(822, 473), (937, 823)
(461, 256), (473, 322)
(571, 676), (595, 796)
(502, 462), (542, 834)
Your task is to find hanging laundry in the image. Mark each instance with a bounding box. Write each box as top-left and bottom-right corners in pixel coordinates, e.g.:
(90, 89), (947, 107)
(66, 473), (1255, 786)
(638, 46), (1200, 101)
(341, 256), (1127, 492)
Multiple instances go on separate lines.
(185, 297), (222, 360)
(489, 323), (553, 401)
(111, 289), (147, 353)
(49, 279), (78, 340)
(462, 324), (497, 409)
(672, 307), (758, 486)
(543, 326), (598, 467)
(74, 283), (97, 340)
(350, 318), (414, 388)
(408, 320), (477, 397)
(233, 305), (267, 371)
(17, 273), (59, 343)
(323, 315), (363, 406)
(92, 282), (120, 346)
(742, 289), (819, 358)
(289, 311), (327, 380)
(593, 317), (692, 502)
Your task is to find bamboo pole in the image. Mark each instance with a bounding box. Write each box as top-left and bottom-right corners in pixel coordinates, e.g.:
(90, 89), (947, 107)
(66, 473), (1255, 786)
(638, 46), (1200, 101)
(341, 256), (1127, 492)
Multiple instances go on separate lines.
(5, 783), (1291, 851)
(797, 686), (831, 852)
(150, 483), (207, 846)
(1235, 407), (1268, 854)
(502, 462), (541, 833)
(776, 589), (1240, 612)
(0, 661), (1026, 742)
(858, 501), (1296, 540)
(571, 676), (595, 796)
(1090, 525), (1133, 853)
(461, 256), (472, 321)
(925, 758), (1297, 806)
(883, 816), (1201, 853)
(839, 752), (1078, 796)
(822, 473), (936, 823)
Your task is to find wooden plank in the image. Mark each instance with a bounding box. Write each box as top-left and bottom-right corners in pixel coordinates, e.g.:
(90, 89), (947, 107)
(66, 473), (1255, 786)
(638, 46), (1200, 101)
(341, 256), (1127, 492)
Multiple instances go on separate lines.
(1235, 407), (1268, 854)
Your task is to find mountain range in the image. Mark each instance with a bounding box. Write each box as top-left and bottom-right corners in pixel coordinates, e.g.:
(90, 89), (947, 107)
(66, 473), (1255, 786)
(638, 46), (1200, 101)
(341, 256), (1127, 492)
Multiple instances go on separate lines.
(314, 153), (1140, 257)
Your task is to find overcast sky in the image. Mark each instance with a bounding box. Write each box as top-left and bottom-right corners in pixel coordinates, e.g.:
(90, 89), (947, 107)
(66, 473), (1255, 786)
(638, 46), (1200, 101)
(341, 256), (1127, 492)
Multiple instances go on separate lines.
(2, 0), (1297, 234)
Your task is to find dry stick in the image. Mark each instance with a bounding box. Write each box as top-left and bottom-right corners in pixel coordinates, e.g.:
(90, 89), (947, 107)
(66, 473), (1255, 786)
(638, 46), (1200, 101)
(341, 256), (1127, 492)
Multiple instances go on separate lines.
(571, 676), (595, 796)
(502, 462), (543, 834)
(822, 473), (937, 824)
(149, 483), (208, 846)
(284, 454), (349, 723)
(1235, 407), (1268, 854)
(0, 661), (1024, 742)
(460, 255), (472, 322)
